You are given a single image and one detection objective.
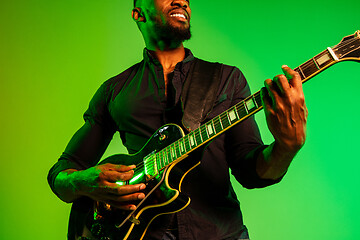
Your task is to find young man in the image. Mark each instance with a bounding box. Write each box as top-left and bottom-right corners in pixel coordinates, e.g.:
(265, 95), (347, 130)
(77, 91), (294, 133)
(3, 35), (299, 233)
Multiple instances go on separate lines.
(48, 0), (307, 239)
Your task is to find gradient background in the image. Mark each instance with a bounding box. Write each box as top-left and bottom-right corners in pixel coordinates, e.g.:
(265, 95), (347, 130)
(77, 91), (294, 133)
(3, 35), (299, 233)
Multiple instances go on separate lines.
(1, 0), (359, 239)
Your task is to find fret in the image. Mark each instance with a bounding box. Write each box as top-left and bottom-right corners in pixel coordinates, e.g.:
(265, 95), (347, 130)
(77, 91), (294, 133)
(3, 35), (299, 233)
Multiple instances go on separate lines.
(163, 150), (167, 166)
(227, 107), (239, 124)
(160, 149), (165, 166)
(297, 65), (306, 79)
(156, 152), (162, 169)
(243, 101), (249, 114)
(312, 57), (320, 70)
(194, 128), (202, 145)
(153, 155), (158, 173)
(237, 101), (248, 119)
(174, 141), (181, 159)
(179, 138), (186, 155)
(214, 116), (223, 133)
(220, 112), (230, 129)
(161, 149), (166, 167)
(160, 150), (165, 167)
(184, 135), (191, 151)
(225, 110), (232, 125)
(252, 95), (259, 108)
(300, 59), (318, 78)
(170, 144), (177, 161)
(200, 125), (208, 142)
(254, 92), (262, 108)
(166, 147), (171, 164)
(188, 132), (196, 148)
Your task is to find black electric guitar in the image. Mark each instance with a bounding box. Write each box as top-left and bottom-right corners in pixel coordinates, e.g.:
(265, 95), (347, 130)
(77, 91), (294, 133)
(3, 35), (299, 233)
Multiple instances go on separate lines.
(85, 31), (360, 240)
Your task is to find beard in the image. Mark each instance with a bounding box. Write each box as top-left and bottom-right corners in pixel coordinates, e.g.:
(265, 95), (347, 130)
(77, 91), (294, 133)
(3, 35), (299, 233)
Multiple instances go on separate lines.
(154, 20), (191, 43)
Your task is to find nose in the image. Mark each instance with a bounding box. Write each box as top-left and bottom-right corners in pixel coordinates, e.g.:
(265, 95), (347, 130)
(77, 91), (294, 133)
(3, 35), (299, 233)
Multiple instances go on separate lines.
(171, 0), (189, 9)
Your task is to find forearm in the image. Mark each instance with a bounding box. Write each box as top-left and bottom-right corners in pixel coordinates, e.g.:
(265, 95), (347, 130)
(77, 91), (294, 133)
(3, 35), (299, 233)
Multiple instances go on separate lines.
(256, 141), (298, 180)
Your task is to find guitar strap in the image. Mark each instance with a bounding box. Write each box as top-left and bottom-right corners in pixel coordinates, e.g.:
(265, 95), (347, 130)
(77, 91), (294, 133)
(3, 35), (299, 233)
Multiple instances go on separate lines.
(181, 58), (223, 131)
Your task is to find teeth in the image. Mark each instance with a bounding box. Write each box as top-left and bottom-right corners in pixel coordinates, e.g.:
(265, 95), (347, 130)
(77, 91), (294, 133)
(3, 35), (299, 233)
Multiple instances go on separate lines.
(170, 13), (186, 19)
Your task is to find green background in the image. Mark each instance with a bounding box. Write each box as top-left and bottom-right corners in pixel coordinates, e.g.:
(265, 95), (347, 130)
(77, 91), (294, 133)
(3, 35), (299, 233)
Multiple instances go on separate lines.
(1, 0), (359, 239)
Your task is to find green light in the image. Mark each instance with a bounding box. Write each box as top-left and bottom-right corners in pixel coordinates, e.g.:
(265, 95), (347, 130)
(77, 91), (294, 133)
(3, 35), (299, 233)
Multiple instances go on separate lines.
(115, 181), (125, 186)
(129, 172), (145, 184)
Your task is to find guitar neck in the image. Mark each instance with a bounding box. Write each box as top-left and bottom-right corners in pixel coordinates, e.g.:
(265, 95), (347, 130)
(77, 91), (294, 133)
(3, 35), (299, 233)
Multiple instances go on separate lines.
(295, 47), (338, 83)
(153, 46), (340, 172)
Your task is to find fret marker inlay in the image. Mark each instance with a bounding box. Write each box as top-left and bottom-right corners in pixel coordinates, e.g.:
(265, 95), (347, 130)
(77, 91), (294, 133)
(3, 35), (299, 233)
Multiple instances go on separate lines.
(228, 110), (237, 121)
(207, 124), (214, 135)
(317, 54), (331, 65)
(246, 99), (255, 110)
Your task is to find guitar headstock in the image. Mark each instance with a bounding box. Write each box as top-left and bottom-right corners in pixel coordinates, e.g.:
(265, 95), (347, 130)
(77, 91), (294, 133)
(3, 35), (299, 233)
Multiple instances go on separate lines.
(332, 30), (360, 62)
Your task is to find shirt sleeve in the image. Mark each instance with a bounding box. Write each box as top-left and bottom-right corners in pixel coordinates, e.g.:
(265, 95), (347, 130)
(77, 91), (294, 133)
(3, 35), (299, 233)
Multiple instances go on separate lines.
(47, 81), (117, 197)
(225, 68), (283, 189)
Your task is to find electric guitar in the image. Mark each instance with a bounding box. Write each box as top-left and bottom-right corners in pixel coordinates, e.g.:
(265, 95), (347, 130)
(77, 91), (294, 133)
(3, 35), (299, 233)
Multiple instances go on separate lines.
(85, 31), (360, 240)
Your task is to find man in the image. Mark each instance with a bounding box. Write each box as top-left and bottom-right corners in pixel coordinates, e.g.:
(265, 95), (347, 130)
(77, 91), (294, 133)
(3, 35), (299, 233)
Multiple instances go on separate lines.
(48, 0), (307, 239)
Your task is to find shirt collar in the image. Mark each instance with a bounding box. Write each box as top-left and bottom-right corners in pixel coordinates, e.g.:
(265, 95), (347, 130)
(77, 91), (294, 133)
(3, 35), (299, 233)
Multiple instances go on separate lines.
(143, 48), (195, 67)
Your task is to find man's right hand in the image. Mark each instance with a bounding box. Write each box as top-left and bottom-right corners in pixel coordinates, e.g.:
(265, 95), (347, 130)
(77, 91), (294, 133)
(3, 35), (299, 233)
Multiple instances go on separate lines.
(55, 164), (146, 211)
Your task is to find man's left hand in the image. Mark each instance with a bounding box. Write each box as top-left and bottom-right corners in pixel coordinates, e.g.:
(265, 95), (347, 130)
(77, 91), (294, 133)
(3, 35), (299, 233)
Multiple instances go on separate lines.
(261, 65), (308, 154)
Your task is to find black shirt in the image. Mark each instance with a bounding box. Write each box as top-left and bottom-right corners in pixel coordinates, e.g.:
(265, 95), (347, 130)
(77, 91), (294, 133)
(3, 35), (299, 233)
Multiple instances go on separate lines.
(48, 49), (282, 240)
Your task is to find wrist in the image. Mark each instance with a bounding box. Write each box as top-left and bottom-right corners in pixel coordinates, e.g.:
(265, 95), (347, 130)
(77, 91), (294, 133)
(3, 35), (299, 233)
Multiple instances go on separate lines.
(55, 169), (83, 202)
(273, 140), (302, 156)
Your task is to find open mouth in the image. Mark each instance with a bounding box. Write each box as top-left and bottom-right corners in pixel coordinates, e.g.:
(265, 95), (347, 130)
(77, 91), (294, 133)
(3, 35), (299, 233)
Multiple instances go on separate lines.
(170, 13), (187, 20)
(169, 8), (189, 22)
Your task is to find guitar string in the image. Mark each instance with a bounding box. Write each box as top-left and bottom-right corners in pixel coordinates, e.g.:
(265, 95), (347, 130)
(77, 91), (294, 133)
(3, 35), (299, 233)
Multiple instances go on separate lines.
(128, 36), (360, 178)
(296, 36), (359, 74)
(335, 37), (358, 49)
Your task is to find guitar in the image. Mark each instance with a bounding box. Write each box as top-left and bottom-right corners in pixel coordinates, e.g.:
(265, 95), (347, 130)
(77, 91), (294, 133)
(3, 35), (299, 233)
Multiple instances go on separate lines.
(85, 31), (360, 240)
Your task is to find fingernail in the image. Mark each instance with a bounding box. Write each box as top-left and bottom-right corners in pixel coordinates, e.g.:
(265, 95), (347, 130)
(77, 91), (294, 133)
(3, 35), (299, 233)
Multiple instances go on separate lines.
(130, 205), (136, 210)
(282, 65), (288, 68)
(140, 184), (146, 190)
(138, 193), (145, 199)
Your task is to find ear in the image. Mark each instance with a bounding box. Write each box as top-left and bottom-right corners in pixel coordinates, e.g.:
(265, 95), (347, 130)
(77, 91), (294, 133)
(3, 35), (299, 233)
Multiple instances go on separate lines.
(132, 7), (146, 23)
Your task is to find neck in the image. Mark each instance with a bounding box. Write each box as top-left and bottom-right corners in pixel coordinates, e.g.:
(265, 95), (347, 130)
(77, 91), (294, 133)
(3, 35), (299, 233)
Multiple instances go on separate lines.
(145, 37), (186, 72)
(149, 46), (186, 72)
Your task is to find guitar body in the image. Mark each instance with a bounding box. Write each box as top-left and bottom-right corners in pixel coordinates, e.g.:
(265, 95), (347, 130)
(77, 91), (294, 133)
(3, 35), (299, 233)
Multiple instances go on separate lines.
(85, 124), (199, 240)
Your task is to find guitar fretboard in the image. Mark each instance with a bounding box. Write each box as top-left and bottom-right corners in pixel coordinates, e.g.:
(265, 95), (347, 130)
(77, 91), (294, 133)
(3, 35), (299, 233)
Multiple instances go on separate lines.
(153, 47), (338, 172)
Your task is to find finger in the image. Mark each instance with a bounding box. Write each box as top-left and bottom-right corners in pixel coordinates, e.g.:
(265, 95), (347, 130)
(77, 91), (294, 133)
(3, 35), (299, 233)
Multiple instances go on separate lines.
(105, 200), (137, 211)
(273, 74), (290, 96)
(264, 78), (280, 107)
(100, 163), (136, 173)
(106, 183), (146, 196)
(281, 65), (303, 90)
(101, 169), (135, 182)
(113, 164), (136, 172)
(260, 87), (272, 112)
(115, 192), (146, 202)
(104, 190), (145, 202)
